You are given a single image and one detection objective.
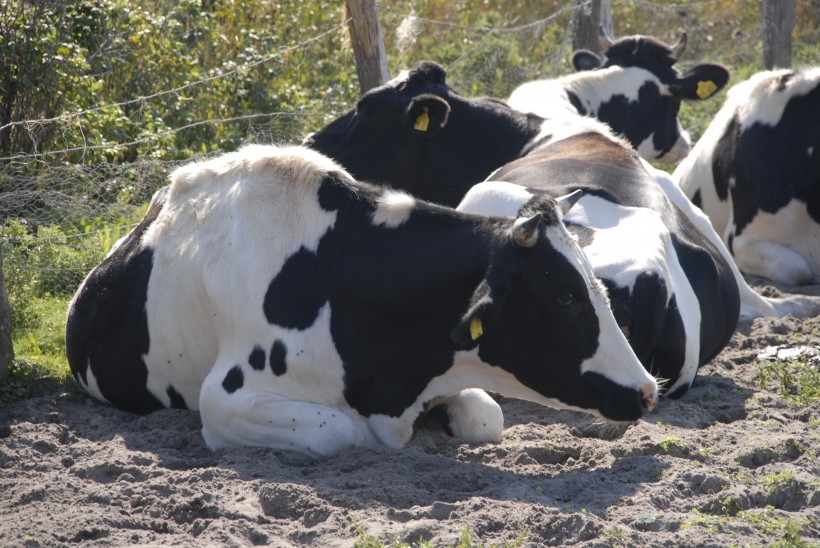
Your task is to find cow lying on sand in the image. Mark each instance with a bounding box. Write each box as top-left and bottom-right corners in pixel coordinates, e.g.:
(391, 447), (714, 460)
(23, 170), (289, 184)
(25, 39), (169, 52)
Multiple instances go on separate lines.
(66, 145), (657, 457)
(675, 67), (820, 286)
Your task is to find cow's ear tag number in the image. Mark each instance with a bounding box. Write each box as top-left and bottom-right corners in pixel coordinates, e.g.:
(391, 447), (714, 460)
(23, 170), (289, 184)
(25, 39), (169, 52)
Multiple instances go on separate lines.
(414, 107), (430, 131)
(696, 80), (717, 99)
(470, 318), (484, 340)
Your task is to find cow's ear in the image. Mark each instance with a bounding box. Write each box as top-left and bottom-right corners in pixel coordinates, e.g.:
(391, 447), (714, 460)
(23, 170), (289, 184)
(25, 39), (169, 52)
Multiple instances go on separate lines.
(451, 280), (496, 349)
(406, 95), (451, 136)
(572, 50), (603, 72)
(670, 64), (730, 101)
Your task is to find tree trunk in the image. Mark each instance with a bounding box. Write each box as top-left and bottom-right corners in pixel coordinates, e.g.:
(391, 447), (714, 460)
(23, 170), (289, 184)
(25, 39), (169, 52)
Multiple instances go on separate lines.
(345, 0), (391, 94)
(571, 0), (613, 54)
(761, 0), (795, 69)
(0, 243), (13, 379)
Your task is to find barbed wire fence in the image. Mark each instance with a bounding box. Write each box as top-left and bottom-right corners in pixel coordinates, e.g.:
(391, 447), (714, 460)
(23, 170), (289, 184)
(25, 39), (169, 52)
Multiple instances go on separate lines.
(0, 0), (816, 369)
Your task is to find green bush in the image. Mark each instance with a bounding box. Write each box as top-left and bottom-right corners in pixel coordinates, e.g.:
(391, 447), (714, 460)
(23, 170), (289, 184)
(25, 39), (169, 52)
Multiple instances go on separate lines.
(0, 218), (121, 332)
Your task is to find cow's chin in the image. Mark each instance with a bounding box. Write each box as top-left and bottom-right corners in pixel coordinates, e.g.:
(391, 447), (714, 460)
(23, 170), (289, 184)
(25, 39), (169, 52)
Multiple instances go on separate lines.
(530, 382), (649, 424)
(654, 136), (690, 165)
(579, 371), (650, 422)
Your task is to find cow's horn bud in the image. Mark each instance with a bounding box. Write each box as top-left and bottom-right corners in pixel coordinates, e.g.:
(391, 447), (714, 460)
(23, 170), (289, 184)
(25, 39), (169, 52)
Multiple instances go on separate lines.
(513, 214), (542, 248)
(670, 31), (687, 60)
(597, 25), (615, 50)
(556, 189), (583, 214)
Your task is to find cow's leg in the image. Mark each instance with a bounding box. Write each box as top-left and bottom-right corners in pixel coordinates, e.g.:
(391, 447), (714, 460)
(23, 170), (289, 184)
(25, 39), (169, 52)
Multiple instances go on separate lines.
(199, 371), (368, 457)
(431, 388), (504, 443)
(732, 235), (814, 286)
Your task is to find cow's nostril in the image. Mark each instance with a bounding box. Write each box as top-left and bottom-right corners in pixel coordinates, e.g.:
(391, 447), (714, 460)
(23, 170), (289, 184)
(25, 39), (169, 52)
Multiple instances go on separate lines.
(640, 383), (658, 413)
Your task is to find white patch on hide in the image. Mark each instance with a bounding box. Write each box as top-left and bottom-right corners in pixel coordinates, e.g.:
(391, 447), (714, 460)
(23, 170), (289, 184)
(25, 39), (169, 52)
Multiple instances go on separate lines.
(371, 190), (416, 228)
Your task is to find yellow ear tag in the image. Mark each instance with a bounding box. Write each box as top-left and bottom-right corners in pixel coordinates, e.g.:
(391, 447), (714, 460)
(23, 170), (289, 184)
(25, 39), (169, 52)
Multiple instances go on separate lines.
(413, 106), (430, 131)
(469, 317), (484, 341)
(696, 80), (717, 99)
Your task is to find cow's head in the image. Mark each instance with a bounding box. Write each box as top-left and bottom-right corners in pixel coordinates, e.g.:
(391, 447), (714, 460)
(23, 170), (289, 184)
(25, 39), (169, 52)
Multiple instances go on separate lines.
(303, 61), (542, 207)
(570, 26), (729, 163)
(452, 193), (658, 421)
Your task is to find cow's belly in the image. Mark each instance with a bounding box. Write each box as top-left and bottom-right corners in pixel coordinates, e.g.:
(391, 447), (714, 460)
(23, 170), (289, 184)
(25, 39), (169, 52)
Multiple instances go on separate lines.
(734, 199), (820, 283)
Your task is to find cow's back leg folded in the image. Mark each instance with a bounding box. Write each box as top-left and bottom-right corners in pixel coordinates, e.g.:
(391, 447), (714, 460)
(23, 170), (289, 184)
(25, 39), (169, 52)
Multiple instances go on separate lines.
(199, 367), (371, 457)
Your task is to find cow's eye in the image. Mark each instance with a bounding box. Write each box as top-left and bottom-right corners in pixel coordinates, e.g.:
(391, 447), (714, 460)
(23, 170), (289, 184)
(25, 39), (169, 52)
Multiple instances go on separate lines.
(556, 292), (575, 308)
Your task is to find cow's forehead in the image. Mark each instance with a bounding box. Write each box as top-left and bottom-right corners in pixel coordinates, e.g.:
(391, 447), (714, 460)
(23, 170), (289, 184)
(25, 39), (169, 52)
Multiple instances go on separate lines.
(605, 35), (677, 66)
(386, 69), (411, 88)
(543, 221), (610, 305)
(384, 61), (448, 91)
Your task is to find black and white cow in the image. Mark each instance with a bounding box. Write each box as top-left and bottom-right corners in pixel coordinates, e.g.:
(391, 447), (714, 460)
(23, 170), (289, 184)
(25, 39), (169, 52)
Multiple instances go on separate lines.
(507, 27), (730, 163)
(305, 61), (817, 397)
(674, 67), (820, 285)
(65, 144), (658, 457)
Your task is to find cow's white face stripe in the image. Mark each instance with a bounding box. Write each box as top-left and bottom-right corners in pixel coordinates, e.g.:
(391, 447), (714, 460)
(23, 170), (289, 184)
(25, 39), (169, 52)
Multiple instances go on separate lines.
(544, 221), (608, 306)
(544, 219), (655, 390)
(371, 190), (416, 228)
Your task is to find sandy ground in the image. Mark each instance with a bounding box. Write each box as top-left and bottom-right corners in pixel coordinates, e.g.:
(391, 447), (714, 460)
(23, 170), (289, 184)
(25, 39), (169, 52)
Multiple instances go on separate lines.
(1, 278), (819, 547)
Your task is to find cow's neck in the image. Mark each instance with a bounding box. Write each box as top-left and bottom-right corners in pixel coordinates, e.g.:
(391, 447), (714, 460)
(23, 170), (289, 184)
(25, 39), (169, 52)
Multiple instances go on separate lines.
(321, 199), (508, 422)
(414, 102), (541, 207)
(324, 202), (501, 311)
(471, 103), (544, 174)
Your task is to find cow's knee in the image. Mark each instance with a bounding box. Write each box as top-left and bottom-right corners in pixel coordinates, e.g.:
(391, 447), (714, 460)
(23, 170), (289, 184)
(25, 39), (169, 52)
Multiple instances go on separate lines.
(199, 369), (367, 457)
(439, 388), (504, 443)
(733, 236), (813, 285)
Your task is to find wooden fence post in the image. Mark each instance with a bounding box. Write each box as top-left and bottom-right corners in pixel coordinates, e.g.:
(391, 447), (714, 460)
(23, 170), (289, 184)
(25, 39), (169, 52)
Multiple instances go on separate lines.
(345, 0), (391, 94)
(761, 0), (795, 69)
(571, 0), (613, 55)
(0, 242), (13, 379)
